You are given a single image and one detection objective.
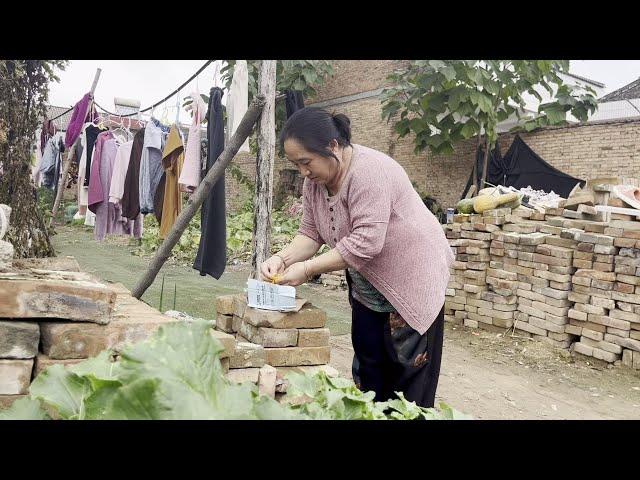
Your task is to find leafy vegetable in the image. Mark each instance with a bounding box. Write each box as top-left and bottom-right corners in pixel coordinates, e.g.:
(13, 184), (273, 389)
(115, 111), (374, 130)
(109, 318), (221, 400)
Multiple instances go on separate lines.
(0, 320), (469, 420)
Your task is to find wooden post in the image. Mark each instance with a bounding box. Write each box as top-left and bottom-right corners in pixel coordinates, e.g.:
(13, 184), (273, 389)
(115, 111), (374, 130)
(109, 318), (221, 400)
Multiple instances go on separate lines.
(50, 68), (101, 225)
(131, 95), (266, 299)
(251, 60), (277, 279)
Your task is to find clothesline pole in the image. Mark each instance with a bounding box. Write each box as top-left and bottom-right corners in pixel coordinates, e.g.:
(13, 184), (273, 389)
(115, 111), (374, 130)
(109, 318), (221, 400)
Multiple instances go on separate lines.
(251, 60), (277, 279)
(50, 68), (101, 225)
(131, 95), (267, 299)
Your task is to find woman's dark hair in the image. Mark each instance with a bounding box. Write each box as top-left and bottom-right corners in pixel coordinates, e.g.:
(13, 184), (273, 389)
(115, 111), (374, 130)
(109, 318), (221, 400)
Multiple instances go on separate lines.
(280, 107), (352, 161)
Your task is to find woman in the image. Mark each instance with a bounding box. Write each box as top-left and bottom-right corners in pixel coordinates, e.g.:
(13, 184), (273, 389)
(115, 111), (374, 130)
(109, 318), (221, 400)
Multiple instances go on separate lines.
(260, 107), (454, 408)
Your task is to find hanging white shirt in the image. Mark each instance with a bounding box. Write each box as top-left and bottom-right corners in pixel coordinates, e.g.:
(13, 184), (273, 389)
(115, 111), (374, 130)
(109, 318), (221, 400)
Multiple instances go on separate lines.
(227, 60), (250, 153)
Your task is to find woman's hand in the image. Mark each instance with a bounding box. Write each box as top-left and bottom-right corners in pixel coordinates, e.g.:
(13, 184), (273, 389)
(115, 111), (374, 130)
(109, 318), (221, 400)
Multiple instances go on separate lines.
(276, 262), (310, 287)
(260, 255), (285, 282)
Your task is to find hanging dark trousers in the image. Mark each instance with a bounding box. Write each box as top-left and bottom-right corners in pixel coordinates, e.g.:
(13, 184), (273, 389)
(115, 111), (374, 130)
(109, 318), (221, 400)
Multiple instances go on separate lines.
(284, 90), (305, 119)
(193, 86), (226, 279)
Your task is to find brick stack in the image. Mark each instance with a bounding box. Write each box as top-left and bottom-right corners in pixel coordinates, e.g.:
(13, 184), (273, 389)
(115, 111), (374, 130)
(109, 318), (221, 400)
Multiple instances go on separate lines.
(566, 229), (625, 363)
(0, 259), (238, 411)
(216, 294), (330, 369)
(216, 294), (334, 397)
(444, 213), (496, 327)
(504, 230), (577, 347)
(444, 221), (466, 324)
(566, 226), (640, 367)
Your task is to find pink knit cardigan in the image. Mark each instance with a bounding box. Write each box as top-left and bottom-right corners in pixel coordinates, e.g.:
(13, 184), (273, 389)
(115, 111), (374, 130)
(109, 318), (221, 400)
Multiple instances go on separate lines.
(298, 144), (454, 335)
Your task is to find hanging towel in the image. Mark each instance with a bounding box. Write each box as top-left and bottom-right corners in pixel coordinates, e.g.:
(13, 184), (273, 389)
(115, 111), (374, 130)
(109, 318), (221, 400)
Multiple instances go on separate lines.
(284, 89), (305, 118)
(227, 60), (250, 153)
(179, 90), (207, 193)
(121, 128), (145, 220)
(156, 125), (184, 239)
(193, 86), (226, 279)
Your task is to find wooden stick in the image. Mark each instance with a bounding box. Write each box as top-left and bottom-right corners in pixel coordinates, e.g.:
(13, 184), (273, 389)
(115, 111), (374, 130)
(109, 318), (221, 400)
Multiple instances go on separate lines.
(50, 68), (101, 225)
(131, 95), (266, 299)
(251, 60), (277, 279)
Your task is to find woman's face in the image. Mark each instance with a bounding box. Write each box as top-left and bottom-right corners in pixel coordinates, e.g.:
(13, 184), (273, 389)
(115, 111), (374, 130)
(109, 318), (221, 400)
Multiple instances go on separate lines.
(284, 138), (338, 185)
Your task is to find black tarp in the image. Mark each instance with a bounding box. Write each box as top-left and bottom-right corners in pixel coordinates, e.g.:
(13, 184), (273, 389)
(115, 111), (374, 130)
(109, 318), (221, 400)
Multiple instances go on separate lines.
(460, 135), (585, 200)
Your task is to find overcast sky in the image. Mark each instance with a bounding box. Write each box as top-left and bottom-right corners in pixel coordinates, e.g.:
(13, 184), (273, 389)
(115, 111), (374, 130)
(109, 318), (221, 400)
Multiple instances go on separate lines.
(48, 60), (640, 115)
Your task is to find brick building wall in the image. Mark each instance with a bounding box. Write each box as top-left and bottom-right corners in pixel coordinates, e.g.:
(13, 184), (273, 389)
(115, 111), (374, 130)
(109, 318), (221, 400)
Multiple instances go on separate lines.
(305, 60), (640, 209)
(226, 60), (640, 213)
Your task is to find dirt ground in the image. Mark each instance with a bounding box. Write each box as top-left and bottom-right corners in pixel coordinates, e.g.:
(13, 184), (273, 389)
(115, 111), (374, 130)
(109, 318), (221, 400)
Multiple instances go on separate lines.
(53, 226), (640, 419)
(330, 327), (640, 419)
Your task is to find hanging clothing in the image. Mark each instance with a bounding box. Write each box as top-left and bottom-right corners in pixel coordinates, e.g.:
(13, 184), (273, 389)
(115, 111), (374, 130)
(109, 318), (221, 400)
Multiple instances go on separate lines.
(121, 128), (145, 220)
(83, 124), (108, 187)
(32, 142), (44, 186)
(193, 86), (226, 279)
(90, 135), (128, 241)
(87, 130), (114, 213)
(40, 119), (57, 154)
(155, 125), (184, 239)
(138, 119), (166, 214)
(65, 93), (96, 149)
(179, 90), (207, 193)
(73, 134), (83, 165)
(52, 138), (66, 199)
(40, 134), (63, 189)
(77, 123), (92, 209)
(109, 140), (134, 205)
(84, 209), (96, 227)
(284, 90), (305, 119)
(108, 140), (144, 240)
(227, 60), (250, 153)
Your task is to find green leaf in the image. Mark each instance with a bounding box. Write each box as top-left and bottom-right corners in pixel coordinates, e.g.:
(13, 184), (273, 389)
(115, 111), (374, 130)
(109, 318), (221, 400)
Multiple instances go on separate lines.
(441, 65), (457, 82)
(103, 378), (169, 419)
(460, 121), (478, 139)
(540, 102), (567, 124)
(29, 364), (90, 420)
(0, 398), (50, 420)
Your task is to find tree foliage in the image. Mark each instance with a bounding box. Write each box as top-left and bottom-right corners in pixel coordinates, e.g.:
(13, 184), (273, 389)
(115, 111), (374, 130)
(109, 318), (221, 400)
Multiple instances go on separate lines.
(380, 60), (599, 156)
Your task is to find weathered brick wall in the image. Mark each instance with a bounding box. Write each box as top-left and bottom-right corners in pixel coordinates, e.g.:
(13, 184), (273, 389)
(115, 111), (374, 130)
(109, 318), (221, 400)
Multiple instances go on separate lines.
(312, 60), (409, 103)
(227, 60), (640, 214)
(306, 60), (640, 210)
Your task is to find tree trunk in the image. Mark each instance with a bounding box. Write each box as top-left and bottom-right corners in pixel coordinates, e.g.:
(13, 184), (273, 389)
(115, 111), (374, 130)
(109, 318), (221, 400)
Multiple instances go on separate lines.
(0, 138), (55, 258)
(481, 135), (490, 189)
(0, 60), (56, 258)
(473, 127), (483, 193)
(131, 95), (266, 299)
(251, 60), (277, 279)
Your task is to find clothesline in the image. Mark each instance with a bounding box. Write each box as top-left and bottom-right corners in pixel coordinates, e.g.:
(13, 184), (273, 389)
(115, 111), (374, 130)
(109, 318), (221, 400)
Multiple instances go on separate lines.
(47, 60), (216, 121)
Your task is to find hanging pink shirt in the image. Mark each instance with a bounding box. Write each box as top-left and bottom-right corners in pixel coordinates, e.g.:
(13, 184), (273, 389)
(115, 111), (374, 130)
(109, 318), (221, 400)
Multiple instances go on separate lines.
(178, 90), (207, 192)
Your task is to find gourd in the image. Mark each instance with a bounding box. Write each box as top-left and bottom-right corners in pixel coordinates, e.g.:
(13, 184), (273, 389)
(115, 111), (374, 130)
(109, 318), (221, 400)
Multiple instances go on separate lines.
(473, 192), (521, 213)
(456, 199), (475, 214)
(472, 195), (500, 213)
